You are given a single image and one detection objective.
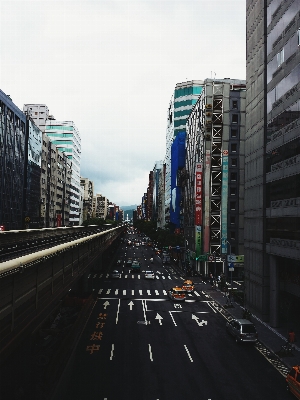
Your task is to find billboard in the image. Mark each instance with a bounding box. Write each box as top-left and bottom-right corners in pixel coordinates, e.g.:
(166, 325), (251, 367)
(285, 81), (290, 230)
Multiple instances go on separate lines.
(194, 163), (203, 225)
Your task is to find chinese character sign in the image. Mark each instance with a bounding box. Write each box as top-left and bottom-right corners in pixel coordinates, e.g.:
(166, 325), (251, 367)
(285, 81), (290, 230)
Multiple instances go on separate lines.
(195, 163), (203, 225)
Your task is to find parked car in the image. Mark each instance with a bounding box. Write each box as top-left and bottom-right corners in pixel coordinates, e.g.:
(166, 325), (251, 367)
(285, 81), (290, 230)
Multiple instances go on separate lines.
(226, 318), (258, 343)
(167, 287), (186, 301)
(182, 280), (195, 293)
(111, 270), (121, 279)
(145, 271), (155, 280)
(286, 365), (300, 399)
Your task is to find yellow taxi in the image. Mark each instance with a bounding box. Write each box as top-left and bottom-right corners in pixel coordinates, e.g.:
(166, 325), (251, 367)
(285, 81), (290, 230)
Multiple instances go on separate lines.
(167, 287), (186, 301)
(286, 365), (300, 399)
(182, 280), (195, 293)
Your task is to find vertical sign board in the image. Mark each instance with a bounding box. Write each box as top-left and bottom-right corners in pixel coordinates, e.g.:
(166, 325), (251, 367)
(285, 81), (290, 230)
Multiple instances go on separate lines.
(194, 162), (203, 225)
(221, 150), (229, 254)
(204, 150), (211, 253)
(195, 225), (202, 259)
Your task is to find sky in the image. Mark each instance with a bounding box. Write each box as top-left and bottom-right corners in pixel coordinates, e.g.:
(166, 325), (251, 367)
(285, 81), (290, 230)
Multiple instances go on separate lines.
(1, 0), (246, 206)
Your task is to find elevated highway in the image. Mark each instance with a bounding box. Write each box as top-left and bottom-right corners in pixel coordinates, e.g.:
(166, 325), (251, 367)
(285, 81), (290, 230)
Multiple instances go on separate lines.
(0, 226), (124, 359)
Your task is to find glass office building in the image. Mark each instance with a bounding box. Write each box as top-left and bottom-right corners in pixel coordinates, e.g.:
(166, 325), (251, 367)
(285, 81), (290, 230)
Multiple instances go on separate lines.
(245, 0), (300, 328)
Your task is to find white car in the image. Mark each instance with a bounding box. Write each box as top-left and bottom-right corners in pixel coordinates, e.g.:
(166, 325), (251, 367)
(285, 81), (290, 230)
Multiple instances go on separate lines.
(145, 271), (155, 279)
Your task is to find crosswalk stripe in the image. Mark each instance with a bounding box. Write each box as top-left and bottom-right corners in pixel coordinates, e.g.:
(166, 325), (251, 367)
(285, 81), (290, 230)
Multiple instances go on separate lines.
(115, 289), (118, 295)
(163, 290), (167, 295)
(106, 289), (111, 294)
(132, 290), (134, 295)
(98, 289), (103, 294)
(147, 290), (151, 295)
(155, 290), (159, 296)
(139, 290), (143, 295)
(123, 290), (126, 295)
(194, 291), (200, 296)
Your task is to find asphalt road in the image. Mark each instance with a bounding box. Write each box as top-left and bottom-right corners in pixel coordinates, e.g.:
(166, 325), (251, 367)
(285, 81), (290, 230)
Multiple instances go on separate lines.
(56, 232), (290, 400)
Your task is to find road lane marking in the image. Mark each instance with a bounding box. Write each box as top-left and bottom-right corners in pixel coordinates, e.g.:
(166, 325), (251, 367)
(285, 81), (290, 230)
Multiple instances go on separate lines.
(110, 344), (114, 360)
(147, 290), (151, 295)
(106, 289), (111, 294)
(184, 345), (194, 362)
(125, 275), (128, 278)
(99, 274), (103, 278)
(128, 301), (134, 310)
(106, 274), (109, 278)
(169, 311), (177, 326)
(148, 344), (153, 361)
(142, 300), (148, 324)
(155, 313), (163, 325)
(155, 290), (159, 296)
(115, 299), (121, 324)
(205, 301), (218, 313)
(123, 289), (126, 295)
(194, 291), (201, 296)
(132, 275), (134, 279)
(138, 275), (140, 279)
(115, 289), (118, 295)
(98, 289), (103, 295)
(163, 290), (167, 295)
(132, 289), (135, 295)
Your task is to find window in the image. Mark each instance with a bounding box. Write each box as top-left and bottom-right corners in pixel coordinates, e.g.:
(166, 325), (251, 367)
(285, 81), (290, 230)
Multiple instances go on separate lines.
(230, 187), (236, 196)
(231, 143), (237, 153)
(230, 201), (236, 210)
(231, 172), (237, 181)
(231, 158), (237, 167)
(230, 216), (236, 224)
(232, 114), (238, 124)
(231, 129), (237, 138)
(230, 231), (236, 240)
(298, 28), (300, 46)
(232, 100), (238, 109)
(276, 48), (284, 67)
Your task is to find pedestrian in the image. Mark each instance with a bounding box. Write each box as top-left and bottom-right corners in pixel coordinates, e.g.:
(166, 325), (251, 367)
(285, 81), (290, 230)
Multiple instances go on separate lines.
(288, 329), (295, 343)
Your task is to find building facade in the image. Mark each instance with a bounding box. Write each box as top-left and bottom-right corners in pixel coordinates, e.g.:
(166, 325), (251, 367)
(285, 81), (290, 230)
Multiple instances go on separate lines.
(245, 0), (300, 328)
(24, 117), (42, 228)
(80, 177), (94, 222)
(45, 120), (81, 225)
(184, 78), (246, 277)
(164, 81), (203, 229)
(93, 194), (109, 220)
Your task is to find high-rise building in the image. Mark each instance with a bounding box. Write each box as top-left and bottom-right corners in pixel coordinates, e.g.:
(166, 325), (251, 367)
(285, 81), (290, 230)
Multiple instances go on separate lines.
(45, 120), (81, 225)
(93, 194), (109, 220)
(80, 177), (94, 222)
(164, 81), (203, 228)
(245, 0), (300, 327)
(24, 117), (42, 228)
(184, 78), (246, 277)
(152, 160), (163, 224)
(0, 90), (26, 230)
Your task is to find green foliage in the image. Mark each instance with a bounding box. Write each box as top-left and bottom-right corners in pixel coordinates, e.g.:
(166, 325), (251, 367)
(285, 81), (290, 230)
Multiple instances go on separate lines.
(133, 221), (184, 248)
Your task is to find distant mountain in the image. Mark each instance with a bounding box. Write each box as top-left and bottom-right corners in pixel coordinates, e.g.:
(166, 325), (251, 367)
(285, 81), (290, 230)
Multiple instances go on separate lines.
(121, 205), (137, 211)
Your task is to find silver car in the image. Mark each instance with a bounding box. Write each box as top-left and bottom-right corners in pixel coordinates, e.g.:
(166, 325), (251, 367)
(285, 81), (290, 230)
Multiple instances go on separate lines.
(145, 271), (155, 279)
(111, 270), (121, 279)
(226, 318), (258, 343)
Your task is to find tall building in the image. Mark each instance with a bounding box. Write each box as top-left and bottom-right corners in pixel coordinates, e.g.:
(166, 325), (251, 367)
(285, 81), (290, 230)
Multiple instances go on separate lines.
(93, 194), (109, 220)
(0, 90), (26, 230)
(80, 177), (94, 222)
(164, 81), (203, 228)
(245, 0), (300, 328)
(24, 117), (42, 228)
(184, 78), (246, 277)
(152, 160), (163, 223)
(45, 120), (81, 225)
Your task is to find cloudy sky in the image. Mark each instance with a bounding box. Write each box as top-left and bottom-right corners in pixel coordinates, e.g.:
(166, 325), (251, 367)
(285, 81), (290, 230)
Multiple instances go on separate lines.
(1, 0), (246, 206)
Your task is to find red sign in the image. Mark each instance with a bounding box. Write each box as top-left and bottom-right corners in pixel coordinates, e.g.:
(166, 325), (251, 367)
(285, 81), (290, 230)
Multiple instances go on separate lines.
(57, 214), (62, 227)
(195, 163), (203, 225)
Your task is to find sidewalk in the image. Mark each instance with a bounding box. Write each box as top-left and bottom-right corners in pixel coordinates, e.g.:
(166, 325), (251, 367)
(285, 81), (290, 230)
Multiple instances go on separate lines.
(200, 281), (300, 372)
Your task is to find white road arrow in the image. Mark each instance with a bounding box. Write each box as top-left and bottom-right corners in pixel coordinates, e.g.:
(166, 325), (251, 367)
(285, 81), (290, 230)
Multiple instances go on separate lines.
(103, 301), (110, 309)
(128, 301), (134, 310)
(192, 314), (208, 326)
(155, 313), (163, 325)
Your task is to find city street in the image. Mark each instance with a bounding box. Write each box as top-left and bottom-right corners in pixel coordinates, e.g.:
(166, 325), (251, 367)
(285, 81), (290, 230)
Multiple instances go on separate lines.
(56, 232), (290, 400)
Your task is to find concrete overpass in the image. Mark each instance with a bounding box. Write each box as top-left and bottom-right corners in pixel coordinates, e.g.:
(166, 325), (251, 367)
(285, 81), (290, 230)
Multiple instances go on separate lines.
(0, 226), (124, 358)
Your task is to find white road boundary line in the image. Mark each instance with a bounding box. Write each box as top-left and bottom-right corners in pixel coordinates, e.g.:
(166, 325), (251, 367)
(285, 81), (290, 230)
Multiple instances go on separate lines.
(115, 299), (121, 324)
(110, 344), (114, 360)
(184, 345), (193, 362)
(148, 344), (153, 361)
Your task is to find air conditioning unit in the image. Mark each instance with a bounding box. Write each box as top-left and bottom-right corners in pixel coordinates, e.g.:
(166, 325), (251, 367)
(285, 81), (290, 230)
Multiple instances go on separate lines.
(206, 112), (211, 117)
(205, 120), (212, 125)
(205, 104), (212, 109)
